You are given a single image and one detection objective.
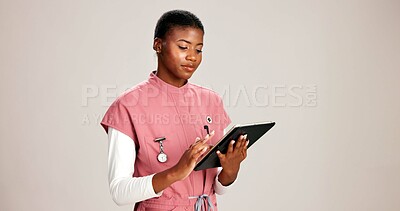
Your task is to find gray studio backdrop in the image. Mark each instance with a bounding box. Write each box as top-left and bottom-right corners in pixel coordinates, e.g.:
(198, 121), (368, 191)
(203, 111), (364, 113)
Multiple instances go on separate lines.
(1, 0), (399, 210)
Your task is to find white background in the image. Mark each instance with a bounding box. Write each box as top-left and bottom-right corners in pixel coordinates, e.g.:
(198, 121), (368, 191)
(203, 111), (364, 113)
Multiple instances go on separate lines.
(1, 0), (399, 210)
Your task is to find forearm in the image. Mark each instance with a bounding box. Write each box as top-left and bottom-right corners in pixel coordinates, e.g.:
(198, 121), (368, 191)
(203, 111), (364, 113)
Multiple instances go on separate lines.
(152, 166), (181, 193)
(217, 167), (239, 186)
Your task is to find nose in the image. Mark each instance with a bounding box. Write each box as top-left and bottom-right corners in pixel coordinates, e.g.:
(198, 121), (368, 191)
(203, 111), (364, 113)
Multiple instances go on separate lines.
(185, 50), (197, 62)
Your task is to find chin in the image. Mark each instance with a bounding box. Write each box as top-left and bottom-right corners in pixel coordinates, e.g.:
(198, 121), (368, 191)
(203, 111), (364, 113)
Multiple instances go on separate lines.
(179, 70), (196, 80)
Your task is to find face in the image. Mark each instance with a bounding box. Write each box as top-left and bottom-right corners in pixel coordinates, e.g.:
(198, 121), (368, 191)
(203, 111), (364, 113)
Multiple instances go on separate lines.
(154, 27), (204, 87)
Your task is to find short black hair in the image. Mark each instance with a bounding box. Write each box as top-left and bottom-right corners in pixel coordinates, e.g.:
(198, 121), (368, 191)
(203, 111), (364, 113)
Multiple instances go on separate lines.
(154, 10), (204, 39)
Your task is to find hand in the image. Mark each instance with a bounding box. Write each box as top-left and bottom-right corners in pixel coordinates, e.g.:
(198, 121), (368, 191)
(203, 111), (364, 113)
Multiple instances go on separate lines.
(216, 134), (249, 186)
(172, 130), (215, 181)
(152, 131), (215, 193)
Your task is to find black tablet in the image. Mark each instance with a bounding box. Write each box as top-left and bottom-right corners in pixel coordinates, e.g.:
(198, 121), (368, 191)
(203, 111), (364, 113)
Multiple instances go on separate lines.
(194, 121), (276, 171)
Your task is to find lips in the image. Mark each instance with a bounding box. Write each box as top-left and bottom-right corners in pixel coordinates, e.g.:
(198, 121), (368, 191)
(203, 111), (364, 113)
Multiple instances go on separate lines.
(181, 64), (196, 72)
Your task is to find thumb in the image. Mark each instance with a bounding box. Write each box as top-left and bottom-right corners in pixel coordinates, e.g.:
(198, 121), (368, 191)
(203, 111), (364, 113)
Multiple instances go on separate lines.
(216, 150), (225, 160)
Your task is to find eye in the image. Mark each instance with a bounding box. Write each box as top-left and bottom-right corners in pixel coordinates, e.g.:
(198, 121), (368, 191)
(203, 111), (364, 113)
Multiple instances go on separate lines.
(178, 46), (188, 50)
(196, 49), (203, 53)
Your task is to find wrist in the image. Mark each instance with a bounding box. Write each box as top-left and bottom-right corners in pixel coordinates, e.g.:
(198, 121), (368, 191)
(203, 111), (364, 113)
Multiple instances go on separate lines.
(218, 167), (239, 186)
(152, 167), (181, 193)
(167, 166), (183, 182)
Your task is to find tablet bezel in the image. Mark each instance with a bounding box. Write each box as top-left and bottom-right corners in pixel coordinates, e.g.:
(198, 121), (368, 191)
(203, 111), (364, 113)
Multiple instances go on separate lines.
(194, 121), (275, 171)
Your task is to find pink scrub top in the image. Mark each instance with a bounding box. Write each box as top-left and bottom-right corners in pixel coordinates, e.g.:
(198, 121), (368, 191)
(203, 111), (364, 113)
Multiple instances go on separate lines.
(101, 71), (231, 211)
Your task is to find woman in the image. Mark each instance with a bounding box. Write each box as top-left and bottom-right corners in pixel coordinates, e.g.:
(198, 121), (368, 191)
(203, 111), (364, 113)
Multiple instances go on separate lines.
(101, 10), (248, 211)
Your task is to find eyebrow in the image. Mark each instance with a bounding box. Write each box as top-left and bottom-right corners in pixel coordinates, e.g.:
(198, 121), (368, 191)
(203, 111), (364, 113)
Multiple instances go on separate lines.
(177, 39), (203, 46)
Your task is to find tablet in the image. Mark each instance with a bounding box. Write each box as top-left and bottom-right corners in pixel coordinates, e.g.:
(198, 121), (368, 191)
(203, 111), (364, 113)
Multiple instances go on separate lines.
(194, 121), (275, 171)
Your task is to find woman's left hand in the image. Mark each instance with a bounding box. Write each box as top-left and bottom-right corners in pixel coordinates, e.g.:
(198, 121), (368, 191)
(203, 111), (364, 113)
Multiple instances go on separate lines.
(216, 134), (249, 186)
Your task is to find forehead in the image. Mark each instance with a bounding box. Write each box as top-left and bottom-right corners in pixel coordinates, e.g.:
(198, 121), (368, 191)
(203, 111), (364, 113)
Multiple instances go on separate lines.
(164, 27), (204, 43)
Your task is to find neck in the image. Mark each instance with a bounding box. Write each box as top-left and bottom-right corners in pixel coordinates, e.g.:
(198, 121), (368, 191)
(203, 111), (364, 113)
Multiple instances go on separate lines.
(155, 69), (187, 88)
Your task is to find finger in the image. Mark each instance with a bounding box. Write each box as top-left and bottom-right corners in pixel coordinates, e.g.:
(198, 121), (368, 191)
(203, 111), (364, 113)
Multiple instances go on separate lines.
(187, 143), (206, 157)
(190, 137), (200, 148)
(188, 146), (205, 161)
(209, 130), (215, 138)
(227, 140), (235, 154)
(203, 130), (215, 143)
(190, 143), (207, 154)
(190, 131), (215, 153)
(242, 144), (248, 159)
(242, 140), (249, 155)
(202, 144), (213, 154)
(216, 150), (225, 161)
(193, 147), (208, 161)
(244, 140), (249, 149)
(241, 134), (249, 147)
(236, 135), (245, 149)
(191, 136), (207, 149)
(243, 134), (248, 142)
(239, 134), (249, 149)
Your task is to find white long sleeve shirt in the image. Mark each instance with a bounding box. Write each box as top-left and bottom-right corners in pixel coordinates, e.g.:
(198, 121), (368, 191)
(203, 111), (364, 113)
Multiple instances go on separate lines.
(107, 127), (232, 206)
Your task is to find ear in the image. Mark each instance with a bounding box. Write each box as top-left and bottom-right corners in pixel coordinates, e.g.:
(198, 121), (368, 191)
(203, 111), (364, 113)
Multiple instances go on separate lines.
(153, 38), (162, 54)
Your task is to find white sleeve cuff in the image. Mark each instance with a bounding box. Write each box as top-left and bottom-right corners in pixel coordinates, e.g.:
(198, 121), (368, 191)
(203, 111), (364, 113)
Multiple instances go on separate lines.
(213, 167), (235, 195)
(148, 174), (163, 196)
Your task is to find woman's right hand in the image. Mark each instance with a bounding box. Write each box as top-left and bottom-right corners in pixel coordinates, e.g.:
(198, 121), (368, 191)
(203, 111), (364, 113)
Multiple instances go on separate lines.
(172, 130), (215, 181)
(152, 131), (214, 193)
